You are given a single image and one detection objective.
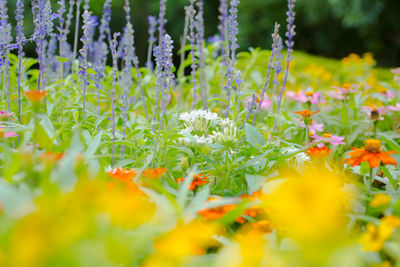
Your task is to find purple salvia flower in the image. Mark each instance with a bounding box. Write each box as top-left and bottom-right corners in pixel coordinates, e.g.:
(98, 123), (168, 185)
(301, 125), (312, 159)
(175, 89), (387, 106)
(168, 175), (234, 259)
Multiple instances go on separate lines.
(218, 0), (229, 67)
(110, 32), (121, 166)
(79, 9), (96, 119)
(272, 32), (283, 97)
(94, 0), (112, 121)
(158, 0), (167, 44)
(72, 0), (83, 63)
(0, 0), (12, 112)
(57, 0), (66, 51)
(188, 0), (197, 110)
(252, 23), (280, 125)
(123, 0), (147, 116)
(15, 0), (25, 122)
(225, 0), (240, 117)
(61, 0), (75, 59)
(196, 0), (207, 109)
(154, 34), (174, 131)
(245, 94), (257, 123)
(32, 0), (54, 92)
(146, 15), (157, 70)
(178, 6), (190, 79)
(276, 0), (296, 116)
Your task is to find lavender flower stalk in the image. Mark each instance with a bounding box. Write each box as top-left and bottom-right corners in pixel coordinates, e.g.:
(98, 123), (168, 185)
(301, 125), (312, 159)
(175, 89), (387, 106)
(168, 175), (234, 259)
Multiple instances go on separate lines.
(32, 0), (54, 92)
(196, 0), (207, 109)
(218, 0), (229, 67)
(272, 34), (283, 98)
(146, 16), (157, 70)
(94, 0), (112, 121)
(0, 0), (12, 112)
(15, 0), (25, 122)
(72, 0), (83, 64)
(79, 10), (96, 119)
(252, 23), (280, 125)
(158, 0), (167, 44)
(188, 0), (197, 110)
(225, 0), (240, 116)
(178, 6), (190, 80)
(152, 34), (174, 131)
(276, 0), (296, 116)
(110, 32), (121, 166)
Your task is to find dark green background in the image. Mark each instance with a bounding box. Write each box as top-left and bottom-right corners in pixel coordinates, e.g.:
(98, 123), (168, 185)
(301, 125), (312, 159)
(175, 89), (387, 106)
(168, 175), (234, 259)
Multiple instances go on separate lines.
(7, 0), (400, 67)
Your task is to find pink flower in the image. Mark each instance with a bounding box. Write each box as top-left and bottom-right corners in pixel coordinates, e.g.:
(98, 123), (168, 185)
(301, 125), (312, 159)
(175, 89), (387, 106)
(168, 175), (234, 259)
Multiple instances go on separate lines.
(0, 111), (13, 120)
(389, 103), (400, 112)
(330, 135), (345, 145)
(329, 84), (360, 100)
(312, 133), (345, 146)
(260, 99), (272, 110)
(301, 121), (324, 133)
(391, 68), (400, 75)
(0, 127), (18, 138)
(362, 106), (387, 120)
(286, 90), (325, 105)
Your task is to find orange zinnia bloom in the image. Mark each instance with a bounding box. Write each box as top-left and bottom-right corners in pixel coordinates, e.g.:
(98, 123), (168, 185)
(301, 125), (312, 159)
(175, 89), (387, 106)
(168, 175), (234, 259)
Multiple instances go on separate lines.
(24, 90), (47, 102)
(236, 192), (264, 223)
(344, 139), (397, 169)
(294, 110), (320, 118)
(108, 167), (137, 183)
(142, 167), (167, 179)
(307, 146), (332, 158)
(252, 220), (274, 234)
(198, 197), (237, 220)
(40, 152), (65, 163)
(176, 173), (210, 190)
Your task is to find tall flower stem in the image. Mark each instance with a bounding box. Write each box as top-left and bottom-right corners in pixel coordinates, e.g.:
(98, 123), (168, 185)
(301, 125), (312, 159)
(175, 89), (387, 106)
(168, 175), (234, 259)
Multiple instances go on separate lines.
(72, 0), (83, 66)
(110, 32), (121, 167)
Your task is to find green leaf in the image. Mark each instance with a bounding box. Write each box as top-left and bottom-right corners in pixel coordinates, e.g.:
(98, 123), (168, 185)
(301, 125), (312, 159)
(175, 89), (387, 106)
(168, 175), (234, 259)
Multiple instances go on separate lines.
(245, 123), (266, 148)
(360, 161), (370, 175)
(381, 134), (400, 154)
(245, 174), (267, 194)
(84, 131), (103, 160)
(56, 56), (70, 63)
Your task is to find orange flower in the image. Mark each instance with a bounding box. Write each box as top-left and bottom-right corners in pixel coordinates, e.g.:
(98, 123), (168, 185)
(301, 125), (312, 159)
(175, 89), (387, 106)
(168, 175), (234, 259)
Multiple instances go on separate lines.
(198, 197), (237, 220)
(176, 173), (210, 190)
(344, 139), (397, 169)
(142, 167), (167, 179)
(306, 146), (332, 158)
(252, 220), (274, 234)
(24, 90), (47, 102)
(236, 192), (264, 223)
(108, 167), (137, 183)
(40, 152), (64, 162)
(294, 110), (320, 118)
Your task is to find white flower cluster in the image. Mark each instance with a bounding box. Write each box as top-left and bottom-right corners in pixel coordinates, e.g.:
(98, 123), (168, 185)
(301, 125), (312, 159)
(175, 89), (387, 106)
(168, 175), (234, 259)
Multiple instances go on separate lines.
(209, 119), (237, 144)
(178, 110), (237, 145)
(178, 109), (219, 134)
(282, 146), (311, 171)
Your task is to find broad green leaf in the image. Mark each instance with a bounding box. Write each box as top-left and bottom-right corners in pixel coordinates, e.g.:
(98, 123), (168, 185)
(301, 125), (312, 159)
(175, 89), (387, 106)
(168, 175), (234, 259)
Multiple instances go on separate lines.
(245, 123), (266, 148)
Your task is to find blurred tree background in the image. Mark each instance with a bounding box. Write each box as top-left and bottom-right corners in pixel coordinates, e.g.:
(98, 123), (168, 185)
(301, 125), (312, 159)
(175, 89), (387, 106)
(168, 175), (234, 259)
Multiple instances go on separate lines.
(7, 0), (400, 67)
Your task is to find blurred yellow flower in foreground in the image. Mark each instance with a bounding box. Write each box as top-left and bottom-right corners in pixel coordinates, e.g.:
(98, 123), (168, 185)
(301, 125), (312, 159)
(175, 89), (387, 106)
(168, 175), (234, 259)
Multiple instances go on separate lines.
(0, 179), (155, 267)
(370, 193), (391, 208)
(360, 215), (400, 252)
(263, 165), (353, 244)
(143, 220), (221, 267)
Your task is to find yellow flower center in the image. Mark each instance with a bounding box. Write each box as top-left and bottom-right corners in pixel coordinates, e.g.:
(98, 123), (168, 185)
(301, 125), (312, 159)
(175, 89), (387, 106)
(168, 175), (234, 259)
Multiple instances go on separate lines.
(365, 139), (381, 153)
(323, 133), (331, 138)
(305, 91), (314, 97)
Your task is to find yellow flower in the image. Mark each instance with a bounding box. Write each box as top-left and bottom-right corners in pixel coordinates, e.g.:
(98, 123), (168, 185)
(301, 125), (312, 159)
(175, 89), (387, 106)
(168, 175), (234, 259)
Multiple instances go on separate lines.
(143, 220), (220, 267)
(263, 165), (353, 244)
(370, 194), (391, 208)
(360, 215), (400, 252)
